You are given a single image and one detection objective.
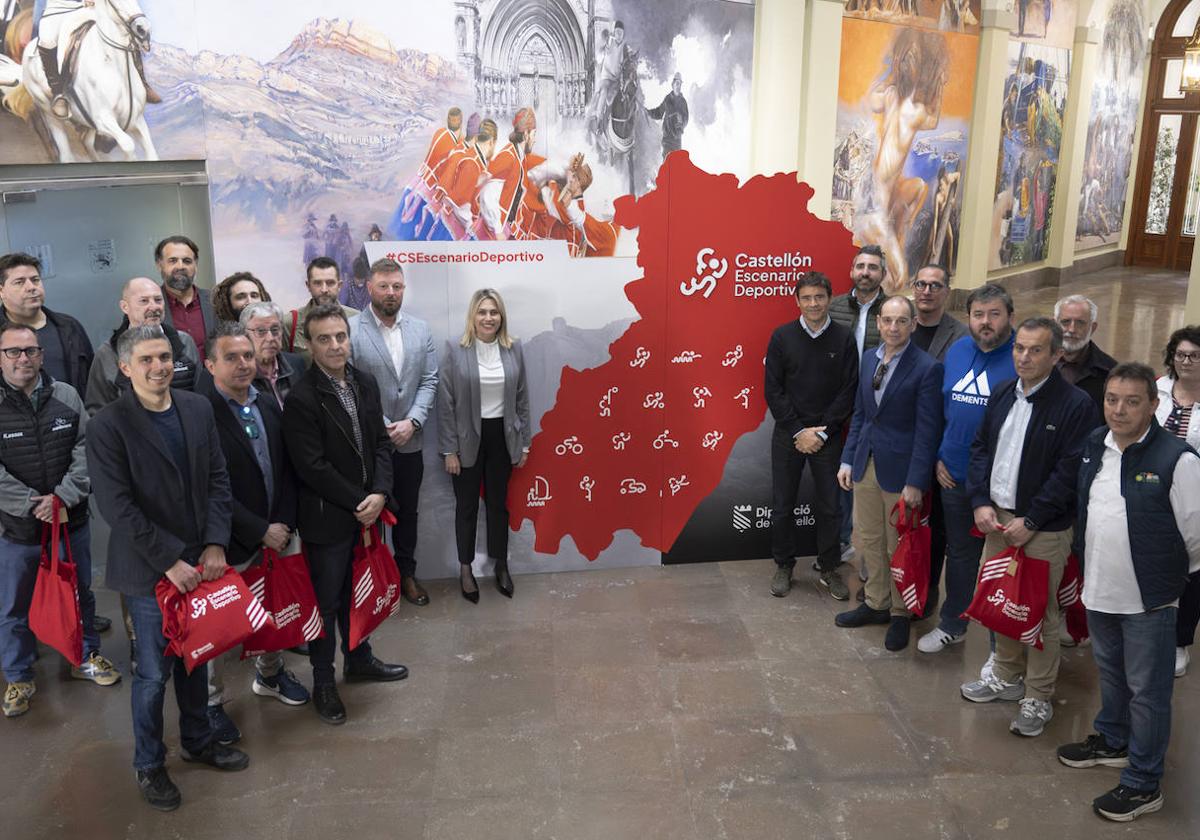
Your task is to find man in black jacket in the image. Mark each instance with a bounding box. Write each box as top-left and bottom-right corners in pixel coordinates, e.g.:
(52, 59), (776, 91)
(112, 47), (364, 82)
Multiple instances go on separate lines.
(282, 303), (406, 726)
(1055, 294), (1117, 413)
(764, 271), (859, 601)
(87, 325), (248, 811)
(200, 322), (308, 743)
(960, 317), (1100, 738)
(0, 324), (119, 720)
(239, 301), (307, 408)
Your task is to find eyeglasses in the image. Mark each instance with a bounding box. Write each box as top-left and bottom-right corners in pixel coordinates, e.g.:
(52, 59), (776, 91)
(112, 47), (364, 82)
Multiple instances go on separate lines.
(1175, 351), (1200, 364)
(912, 281), (946, 292)
(238, 404), (261, 440)
(247, 326), (282, 338)
(872, 361), (889, 390)
(1, 347), (44, 359)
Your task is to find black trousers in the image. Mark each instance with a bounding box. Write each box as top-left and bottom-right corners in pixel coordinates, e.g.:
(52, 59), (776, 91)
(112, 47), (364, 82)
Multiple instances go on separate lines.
(451, 418), (513, 566)
(1178, 571), (1200, 648)
(307, 532), (372, 686)
(928, 480), (947, 606)
(390, 450), (424, 578)
(770, 427), (841, 572)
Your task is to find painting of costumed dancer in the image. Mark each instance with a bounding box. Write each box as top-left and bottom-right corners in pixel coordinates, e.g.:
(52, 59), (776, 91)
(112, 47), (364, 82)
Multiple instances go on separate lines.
(855, 27), (950, 293)
(387, 106), (466, 241)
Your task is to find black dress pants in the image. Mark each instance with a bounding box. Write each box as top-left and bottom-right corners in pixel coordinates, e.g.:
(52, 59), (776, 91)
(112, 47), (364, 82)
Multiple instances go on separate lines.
(770, 427), (841, 572)
(451, 418), (513, 566)
(390, 450), (424, 578)
(307, 532), (372, 686)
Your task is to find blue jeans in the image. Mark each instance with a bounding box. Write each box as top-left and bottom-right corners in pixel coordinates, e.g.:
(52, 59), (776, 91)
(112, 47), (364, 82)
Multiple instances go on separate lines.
(937, 481), (985, 636)
(126, 593), (212, 771)
(1089, 607), (1177, 791)
(0, 523), (99, 682)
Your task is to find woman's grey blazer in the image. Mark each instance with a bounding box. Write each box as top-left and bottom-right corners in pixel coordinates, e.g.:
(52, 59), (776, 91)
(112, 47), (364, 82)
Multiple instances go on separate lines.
(437, 339), (531, 467)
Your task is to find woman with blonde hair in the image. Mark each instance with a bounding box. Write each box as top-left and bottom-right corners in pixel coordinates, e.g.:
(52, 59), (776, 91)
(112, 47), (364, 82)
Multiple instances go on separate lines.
(437, 288), (530, 602)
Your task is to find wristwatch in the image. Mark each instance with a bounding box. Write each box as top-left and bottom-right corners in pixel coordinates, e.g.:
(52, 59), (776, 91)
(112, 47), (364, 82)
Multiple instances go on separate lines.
(1023, 517), (1037, 532)
(409, 418), (422, 432)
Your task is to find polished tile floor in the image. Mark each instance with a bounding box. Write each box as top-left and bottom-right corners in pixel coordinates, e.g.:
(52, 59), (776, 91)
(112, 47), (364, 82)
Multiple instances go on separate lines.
(5, 557), (1198, 839)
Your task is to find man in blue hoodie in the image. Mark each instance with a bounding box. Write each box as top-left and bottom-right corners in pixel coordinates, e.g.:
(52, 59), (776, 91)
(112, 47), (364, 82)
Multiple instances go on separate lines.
(917, 283), (1016, 655)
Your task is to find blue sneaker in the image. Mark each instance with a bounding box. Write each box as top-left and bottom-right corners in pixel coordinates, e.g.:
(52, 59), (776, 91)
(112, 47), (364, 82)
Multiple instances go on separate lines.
(252, 670), (310, 706)
(206, 703), (241, 745)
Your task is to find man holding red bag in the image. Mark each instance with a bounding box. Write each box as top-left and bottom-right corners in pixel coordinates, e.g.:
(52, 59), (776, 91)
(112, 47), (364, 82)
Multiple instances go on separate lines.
(1, 323), (120, 718)
(834, 297), (943, 651)
(283, 304), (407, 726)
(200, 322), (307, 745)
(87, 325), (249, 811)
(1057, 363), (1200, 822)
(961, 318), (1099, 736)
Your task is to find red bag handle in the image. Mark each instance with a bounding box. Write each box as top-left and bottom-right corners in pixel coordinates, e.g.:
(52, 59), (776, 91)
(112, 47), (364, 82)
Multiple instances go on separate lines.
(361, 508), (398, 547)
(289, 310), (299, 351)
(889, 495), (930, 532)
(40, 496), (73, 573)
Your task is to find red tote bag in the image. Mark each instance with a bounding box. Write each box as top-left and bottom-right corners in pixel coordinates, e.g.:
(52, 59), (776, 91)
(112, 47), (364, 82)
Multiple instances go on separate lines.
(962, 545), (1051, 650)
(156, 566), (271, 673)
(1057, 553), (1089, 644)
(241, 542), (325, 658)
(888, 497), (932, 615)
(28, 499), (84, 666)
(348, 510), (400, 651)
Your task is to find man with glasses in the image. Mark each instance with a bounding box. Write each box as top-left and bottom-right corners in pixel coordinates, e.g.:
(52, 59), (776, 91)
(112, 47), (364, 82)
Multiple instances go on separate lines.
(199, 322), (307, 746)
(765, 272), (859, 600)
(834, 297), (943, 650)
(1055, 294), (1116, 413)
(240, 302), (307, 408)
(0, 323), (120, 718)
(909, 263), (967, 618)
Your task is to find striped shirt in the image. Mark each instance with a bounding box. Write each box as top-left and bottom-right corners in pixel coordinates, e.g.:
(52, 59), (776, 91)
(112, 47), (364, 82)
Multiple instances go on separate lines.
(323, 368), (366, 484)
(1165, 399), (1193, 441)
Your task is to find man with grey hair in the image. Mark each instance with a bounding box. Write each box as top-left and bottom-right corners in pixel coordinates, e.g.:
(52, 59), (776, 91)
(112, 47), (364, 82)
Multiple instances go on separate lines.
(87, 324), (244, 811)
(86, 277), (201, 416)
(1055, 294), (1116, 412)
(240, 301), (307, 408)
(959, 317), (1100, 737)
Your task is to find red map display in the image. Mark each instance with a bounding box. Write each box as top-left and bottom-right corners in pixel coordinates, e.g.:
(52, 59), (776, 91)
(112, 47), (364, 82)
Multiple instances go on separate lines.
(509, 154), (856, 559)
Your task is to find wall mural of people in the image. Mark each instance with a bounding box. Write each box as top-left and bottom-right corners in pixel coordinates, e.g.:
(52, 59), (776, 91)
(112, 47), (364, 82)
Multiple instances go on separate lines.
(833, 17), (978, 294)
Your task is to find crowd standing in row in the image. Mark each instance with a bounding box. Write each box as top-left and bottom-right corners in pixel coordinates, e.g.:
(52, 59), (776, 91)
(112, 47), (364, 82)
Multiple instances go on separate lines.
(765, 248), (1200, 822)
(0, 237), (1196, 823)
(0, 239), (530, 812)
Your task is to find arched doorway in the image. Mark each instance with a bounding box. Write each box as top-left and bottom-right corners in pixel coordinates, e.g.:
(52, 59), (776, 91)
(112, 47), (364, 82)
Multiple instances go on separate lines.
(1129, 0), (1200, 268)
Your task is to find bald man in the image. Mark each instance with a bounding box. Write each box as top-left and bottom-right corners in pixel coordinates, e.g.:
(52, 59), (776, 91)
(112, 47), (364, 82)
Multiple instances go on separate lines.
(85, 277), (202, 416)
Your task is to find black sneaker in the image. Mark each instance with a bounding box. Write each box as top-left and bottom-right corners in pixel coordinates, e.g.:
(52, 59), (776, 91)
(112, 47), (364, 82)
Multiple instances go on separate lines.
(1093, 784), (1164, 822)
(834, 603), (890, 628)
(181, 741), (250, 772)
(206, 703), (241, 745)
(1057, 734), (1130, 768)
(136, 766), (181, 811)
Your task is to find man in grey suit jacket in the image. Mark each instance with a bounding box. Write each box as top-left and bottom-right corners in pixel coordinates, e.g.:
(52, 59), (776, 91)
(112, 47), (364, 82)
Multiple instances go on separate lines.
(349, 259), (438, 605)
(909, 263), (968, 616)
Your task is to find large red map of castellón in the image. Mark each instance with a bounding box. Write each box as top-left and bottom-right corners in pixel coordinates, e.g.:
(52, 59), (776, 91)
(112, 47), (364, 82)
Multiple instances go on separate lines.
(510, 154), (856, 560)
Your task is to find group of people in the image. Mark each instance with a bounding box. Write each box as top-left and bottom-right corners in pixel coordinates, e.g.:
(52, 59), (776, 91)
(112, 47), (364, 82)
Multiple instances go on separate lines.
(388, 107), (619, 258)
(0, 238), (531, 811)
(765, 245), (1199, 822)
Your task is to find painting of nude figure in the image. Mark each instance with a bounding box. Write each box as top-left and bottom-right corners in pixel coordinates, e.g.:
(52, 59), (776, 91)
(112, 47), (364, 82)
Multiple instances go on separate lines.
(832, 18), (978, 293)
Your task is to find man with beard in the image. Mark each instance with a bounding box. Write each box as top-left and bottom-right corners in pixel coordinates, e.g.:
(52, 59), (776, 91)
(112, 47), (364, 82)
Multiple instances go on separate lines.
(349, 260), (438, 607)
(86, 277), (201, 416)
(1055, 295), (1116, 413)
(917, 283), (1017, 656)
(155, 236), (214, 364)
(284, 257), (360, 364)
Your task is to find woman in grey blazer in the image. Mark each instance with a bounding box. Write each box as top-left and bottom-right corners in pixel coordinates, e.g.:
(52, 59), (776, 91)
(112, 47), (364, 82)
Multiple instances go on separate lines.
(437, 288), (531, 602)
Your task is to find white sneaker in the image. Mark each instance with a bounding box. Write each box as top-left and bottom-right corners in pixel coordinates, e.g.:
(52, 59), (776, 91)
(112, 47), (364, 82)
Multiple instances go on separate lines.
(917, 627), (965, 654)
(840, 542), (856, 563)
(979, 652), (997, 683)
(1176, 647), (1190, 678)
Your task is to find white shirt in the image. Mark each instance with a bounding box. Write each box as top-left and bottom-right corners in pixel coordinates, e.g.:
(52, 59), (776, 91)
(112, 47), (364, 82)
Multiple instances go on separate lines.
(371, 308), (405, 384)
(476, 339), (505, 419)
(854, 291), (879, 357)
(800, 315), (831, 339)
(1083, 430), (1200, 614)
(989, 375), (1048, 510)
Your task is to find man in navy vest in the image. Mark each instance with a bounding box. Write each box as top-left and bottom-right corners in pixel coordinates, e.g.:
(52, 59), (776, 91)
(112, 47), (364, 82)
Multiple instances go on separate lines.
(1057, 362), (1200, 823)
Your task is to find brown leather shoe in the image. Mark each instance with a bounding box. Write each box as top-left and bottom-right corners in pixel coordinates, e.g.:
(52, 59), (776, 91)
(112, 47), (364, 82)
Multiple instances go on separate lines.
(401, 576), (429, 606)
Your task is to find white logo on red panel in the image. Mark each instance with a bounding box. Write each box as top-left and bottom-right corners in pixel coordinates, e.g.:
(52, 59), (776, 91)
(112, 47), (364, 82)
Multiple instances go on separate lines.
(735, 387), (753, 409)
(653, 430), (679, 450)
(629, 347), (650, 368)
(722, 344), (744, 368)
(702, 431), (724, 450)
(693, 386), (712, 408)
(579, 475), (595, 502)
(555, 436), (584, 455)
(599, 387), (618, 418)
(619, 478), (647, 495)
(643, 392), (665, 409)
(611, 431), (631, 450)
(679, 247), (727, 299)
(526, 476), (553, 506)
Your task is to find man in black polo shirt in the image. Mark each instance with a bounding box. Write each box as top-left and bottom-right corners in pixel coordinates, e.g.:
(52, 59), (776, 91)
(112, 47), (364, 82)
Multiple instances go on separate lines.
(764, 271), (859, 601)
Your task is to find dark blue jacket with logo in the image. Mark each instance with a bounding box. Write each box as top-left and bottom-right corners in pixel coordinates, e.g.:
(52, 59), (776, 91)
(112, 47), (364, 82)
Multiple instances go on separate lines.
(966, 367), (1101, 532)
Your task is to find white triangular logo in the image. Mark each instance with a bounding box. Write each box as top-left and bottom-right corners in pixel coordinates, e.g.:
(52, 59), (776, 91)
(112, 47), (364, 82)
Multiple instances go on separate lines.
(951, 369), (990, 397)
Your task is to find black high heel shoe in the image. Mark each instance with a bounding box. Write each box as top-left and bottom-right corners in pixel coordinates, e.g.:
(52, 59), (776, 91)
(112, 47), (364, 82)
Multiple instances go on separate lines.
(495, 562), (514, 599)
(460, 568), (480, 604)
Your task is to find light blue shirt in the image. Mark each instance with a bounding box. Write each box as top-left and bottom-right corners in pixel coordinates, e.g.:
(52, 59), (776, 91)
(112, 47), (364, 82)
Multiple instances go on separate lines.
(800, 315), (831, 339)
(216, 383), (274, 508)
(872, 341), (910, 404)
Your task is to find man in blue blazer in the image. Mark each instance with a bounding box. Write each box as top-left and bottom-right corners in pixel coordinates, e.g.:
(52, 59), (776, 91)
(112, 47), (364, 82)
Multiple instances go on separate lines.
(834, 297), (944, 651)
(349, 259), (438, 606)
